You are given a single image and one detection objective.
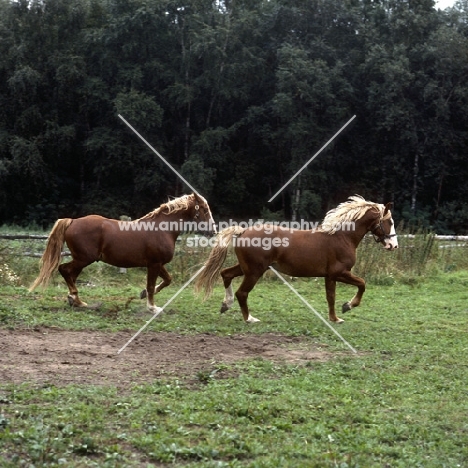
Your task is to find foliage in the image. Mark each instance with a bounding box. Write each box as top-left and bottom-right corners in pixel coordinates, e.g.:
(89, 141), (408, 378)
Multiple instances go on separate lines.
(0, 0), (467, 232)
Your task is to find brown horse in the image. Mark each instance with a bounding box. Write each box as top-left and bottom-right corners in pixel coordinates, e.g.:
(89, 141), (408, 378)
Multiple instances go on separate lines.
(30, 193), (216, 311)
(195, 195), (398, 323)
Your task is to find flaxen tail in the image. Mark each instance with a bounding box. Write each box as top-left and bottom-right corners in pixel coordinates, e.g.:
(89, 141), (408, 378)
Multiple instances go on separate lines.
(195, 225), (246, 299)
(29, 218), (73, 291)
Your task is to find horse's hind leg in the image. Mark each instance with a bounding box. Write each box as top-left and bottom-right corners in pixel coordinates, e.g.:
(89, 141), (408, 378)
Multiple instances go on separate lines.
(58, 260), (90, 307)
(220, 264), (243, 313)
(325, 277), (343, 323)
(235, 272), (264, 323)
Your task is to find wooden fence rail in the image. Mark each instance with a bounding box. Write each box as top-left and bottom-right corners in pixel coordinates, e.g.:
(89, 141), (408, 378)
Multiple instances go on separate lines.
(0, 234), (48, 240)
(0, 234), (67, 257)
(21, 252), (71, 258)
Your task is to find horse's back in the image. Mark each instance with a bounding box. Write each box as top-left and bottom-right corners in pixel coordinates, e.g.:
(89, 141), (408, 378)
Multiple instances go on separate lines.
(64, 215), (109, 241)
(235, 226), (350, 277)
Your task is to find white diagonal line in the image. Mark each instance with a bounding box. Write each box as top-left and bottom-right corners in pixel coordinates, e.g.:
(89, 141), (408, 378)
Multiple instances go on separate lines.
(268, 115), (356, 202)
(117, 266), (205, 355)
(118, 114), (201, 196)
(268, 266), (357, 354)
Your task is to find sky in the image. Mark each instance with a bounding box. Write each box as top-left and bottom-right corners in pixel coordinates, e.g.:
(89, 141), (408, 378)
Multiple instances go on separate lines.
(435, 0), (457, 9)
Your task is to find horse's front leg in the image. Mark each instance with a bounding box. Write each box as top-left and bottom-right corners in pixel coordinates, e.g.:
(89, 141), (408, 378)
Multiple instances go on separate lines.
(145, 264), (162, 313)
(235, 272), (263, 323)
(155, 266), (172, 293)
(337, 271), (366, 314)
(325, 277), (343, 323)
(140, 266), (172, 299)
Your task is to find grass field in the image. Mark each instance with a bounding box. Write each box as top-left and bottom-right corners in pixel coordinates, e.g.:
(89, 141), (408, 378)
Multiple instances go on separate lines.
(0, 232), (467, 467)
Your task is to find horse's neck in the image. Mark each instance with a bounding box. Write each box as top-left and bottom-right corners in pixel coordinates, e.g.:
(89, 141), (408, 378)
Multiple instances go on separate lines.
(352, 212), (378, 245)
(147, 209), (194, 235)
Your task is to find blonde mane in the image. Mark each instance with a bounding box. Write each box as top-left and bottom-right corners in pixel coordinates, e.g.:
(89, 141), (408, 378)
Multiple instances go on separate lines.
(138, 194), (197, 221)
(319, 195), (391, 234)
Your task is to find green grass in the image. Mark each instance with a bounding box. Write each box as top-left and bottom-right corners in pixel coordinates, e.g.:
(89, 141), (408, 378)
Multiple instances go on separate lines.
(1, 230), (468, 466)
(1, 267), (468, 467)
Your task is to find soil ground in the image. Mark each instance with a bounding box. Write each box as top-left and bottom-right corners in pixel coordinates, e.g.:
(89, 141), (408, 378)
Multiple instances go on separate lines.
(0, 328), (334, 387)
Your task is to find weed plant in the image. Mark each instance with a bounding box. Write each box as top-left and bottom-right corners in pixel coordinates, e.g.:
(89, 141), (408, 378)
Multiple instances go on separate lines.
(354, 229), (468, 285)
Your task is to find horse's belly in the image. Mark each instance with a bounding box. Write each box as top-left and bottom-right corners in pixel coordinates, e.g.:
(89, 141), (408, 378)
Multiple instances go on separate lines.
(274, 245), (329, 277)
(99, 250), (147, 268)
(275, 261), (327, 278)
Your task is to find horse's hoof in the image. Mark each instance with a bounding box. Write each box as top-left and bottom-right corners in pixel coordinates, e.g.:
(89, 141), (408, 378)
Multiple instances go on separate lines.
(140, 289), (147, 299)
(342, 302), (352, 313)
(246, 315), (260, 323)
(220, 302), (229, 313)
(67, 295), (87, 308)
(148, 306), (163, 314)
(329, 314), (344, 323)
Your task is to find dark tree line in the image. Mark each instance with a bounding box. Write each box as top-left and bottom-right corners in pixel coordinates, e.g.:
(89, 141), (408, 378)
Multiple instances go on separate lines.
(0, 0), (467, 233)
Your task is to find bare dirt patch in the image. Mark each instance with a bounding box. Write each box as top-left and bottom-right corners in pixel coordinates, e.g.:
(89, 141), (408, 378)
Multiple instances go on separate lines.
(0, 328), (333, 387)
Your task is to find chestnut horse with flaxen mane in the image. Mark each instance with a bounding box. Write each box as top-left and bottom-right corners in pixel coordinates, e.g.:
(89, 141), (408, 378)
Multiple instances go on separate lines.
(30, 193), (216, 311)
(195, 195), (398, 323)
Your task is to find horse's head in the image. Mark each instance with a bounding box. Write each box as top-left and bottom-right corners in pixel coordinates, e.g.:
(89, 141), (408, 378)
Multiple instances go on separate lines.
(192, 193), (217, 237)
(370, 202), (398, 250)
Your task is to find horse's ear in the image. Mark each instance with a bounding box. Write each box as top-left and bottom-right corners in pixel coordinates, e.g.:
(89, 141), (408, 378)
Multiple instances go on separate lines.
(193, 192), (205, 205)
(384, 202), (393, 215)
